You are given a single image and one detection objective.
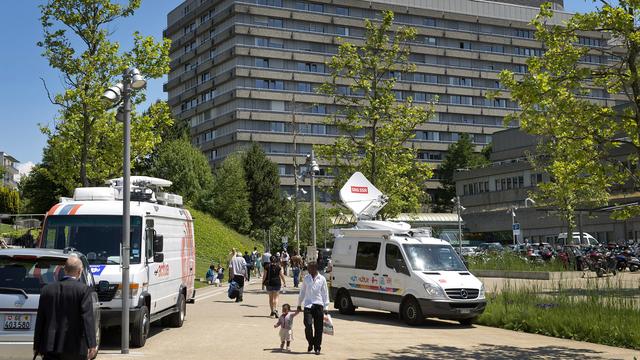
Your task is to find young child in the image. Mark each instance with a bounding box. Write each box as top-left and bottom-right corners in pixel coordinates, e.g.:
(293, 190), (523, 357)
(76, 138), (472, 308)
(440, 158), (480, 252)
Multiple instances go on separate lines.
(273, 303), (299, 352)
(216, 265), (225, 287)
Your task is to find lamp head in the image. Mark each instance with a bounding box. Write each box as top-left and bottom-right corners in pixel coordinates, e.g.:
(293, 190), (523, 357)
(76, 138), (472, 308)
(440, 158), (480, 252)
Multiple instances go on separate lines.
(128, 68), (146, 90)
(102, 83), (123, 105)
(300, 188), (307, 195)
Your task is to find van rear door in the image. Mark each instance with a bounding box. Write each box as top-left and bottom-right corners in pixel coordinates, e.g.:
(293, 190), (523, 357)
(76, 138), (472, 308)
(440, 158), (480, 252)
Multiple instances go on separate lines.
(350, 241), (383, 309)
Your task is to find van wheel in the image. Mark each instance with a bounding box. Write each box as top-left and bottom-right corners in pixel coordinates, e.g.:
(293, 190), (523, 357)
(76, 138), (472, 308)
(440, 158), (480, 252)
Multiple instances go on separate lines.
(402, 297), (424, 326)
(131, 305), (150, 348)
(459, 317), (476, 326)
(166, 293), (186, 328)
(336, 291), (355, 315)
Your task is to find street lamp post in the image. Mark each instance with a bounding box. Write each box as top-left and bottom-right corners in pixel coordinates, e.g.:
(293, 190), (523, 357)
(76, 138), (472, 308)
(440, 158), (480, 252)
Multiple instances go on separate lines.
(452, 197), (465, 254)
(508, 207), (517, 245)
(310, 150), (317, 249)
(102, 68), (146, 354)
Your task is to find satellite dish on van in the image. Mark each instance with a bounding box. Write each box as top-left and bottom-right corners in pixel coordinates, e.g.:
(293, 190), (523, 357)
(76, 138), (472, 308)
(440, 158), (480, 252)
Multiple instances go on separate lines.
(108, 176), (173, 188)
(339, 172), (388, 220)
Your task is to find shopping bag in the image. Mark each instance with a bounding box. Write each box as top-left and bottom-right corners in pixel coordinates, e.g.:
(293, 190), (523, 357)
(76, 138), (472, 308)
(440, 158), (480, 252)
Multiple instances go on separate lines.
(227, 281), (239, 299)
(323, 314), (334, 336)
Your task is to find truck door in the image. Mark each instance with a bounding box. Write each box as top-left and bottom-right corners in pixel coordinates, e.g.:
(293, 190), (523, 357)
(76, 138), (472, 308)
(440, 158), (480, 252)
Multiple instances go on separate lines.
(379, 243), (410, 312)
(351, 241), (382, 309)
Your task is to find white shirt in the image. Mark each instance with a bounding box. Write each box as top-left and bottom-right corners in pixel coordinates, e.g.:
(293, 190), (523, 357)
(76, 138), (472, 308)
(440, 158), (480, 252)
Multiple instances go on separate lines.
(230, 256), (246, 277)
(298, 273), (329, 310)
(262, 252), (272, 264)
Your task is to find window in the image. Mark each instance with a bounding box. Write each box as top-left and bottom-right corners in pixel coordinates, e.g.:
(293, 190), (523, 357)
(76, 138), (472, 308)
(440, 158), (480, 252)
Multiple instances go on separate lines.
(356, 242), (381, 270)
(297, 82), (312, 92)
(311, 104), (326, 114)
(184, 41), (195, 53)
(336, 26), (349, 36)
(183, 22), (195, 34)
(385, 244), (407, 271)
(278, 165), (287, 176)
(403, 244), (466, 271)
(271, 122), (285, 132)
(268, 38), (284, 48)
(309, 3), (324, 12)
(298, 62), (324, 73)
(424, 18), (436, 27)
(268, 18), (283, 27)
(312, 124), (326, 135)
(425, 37), (437, 46)
(200, 72), (210, 83)
(459, 41), (470, 49)
(335, 6), (349, 16)
(255, 58), (270, 68)
(258, 0), (283, 6)
(256, 79), (284, 90)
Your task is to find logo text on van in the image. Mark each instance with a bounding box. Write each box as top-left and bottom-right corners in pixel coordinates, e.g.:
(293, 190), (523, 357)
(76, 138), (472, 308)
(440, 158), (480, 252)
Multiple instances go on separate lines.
(351, 186), (368, 194)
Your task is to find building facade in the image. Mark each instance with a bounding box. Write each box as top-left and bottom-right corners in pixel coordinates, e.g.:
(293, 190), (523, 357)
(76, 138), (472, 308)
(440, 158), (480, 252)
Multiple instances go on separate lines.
(0, 152), (19, 190)
(454, 128), (640, 245)
(164, 0), (613, 196)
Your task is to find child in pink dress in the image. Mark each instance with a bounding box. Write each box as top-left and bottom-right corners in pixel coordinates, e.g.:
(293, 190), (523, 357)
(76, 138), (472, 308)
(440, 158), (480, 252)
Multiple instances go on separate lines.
(273, 303), (300, 352)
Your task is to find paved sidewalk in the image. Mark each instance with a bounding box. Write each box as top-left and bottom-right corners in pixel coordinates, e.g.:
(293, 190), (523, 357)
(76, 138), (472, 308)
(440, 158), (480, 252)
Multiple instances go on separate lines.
(98, 279), (640, 360)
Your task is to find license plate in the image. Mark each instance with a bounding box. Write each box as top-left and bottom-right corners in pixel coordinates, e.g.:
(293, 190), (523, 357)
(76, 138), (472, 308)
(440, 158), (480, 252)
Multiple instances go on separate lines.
(459, 308), (471, 314)
(3, 314), (32, 330)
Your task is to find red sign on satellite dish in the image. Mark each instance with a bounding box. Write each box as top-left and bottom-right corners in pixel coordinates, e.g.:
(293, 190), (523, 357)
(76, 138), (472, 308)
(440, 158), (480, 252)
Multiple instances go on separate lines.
(351, 186), (368, 194)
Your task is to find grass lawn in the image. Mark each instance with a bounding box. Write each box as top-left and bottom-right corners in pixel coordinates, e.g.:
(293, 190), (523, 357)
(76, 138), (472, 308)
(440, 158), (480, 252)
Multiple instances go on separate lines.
(188, 207), (263, 284)
(467, 252), (566, 272)
(477, 280), (640, 350)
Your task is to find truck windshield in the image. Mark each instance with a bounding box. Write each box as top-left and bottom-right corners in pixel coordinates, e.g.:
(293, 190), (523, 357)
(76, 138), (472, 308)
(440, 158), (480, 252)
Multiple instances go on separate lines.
(42, 215), (142, 265)
(402, 244), (467, 272)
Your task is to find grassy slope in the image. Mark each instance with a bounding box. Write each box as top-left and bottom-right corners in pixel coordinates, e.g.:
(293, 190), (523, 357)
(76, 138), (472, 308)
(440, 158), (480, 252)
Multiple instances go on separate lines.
(188, 207), (262, 282)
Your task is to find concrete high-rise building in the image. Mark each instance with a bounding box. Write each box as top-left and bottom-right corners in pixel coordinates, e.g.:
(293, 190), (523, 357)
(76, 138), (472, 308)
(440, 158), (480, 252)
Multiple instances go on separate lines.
(164, 0), (614, 198)
(0, 152), (20, 189)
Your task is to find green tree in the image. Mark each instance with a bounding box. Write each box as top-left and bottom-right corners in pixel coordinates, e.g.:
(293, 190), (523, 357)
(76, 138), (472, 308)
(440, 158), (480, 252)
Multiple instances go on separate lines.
(198, 154), (252, 234)
(243, 143), (282, 231)
(317, 10), (434, 217)
(432, 134), (490, 212)
(0, 187), (20, 215)
(497, 3), (626, 233)
(19, 163), (62, 214)
(38, 0), (171, 188)
(150, 139), (214, 204)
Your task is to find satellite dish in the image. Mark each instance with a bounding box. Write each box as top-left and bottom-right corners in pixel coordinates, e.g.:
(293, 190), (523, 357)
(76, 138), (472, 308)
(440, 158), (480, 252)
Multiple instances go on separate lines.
(339, 172), (388, 220)
(108, 176), (173, 188)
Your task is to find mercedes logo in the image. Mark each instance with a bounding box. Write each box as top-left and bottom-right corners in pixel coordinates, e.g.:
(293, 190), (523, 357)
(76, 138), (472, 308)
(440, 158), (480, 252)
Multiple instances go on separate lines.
(460, 289), (468, 299)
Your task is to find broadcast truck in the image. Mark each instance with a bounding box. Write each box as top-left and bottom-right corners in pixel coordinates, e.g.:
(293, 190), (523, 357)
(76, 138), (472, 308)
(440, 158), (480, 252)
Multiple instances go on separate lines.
(38, 176), (195, 347)
(330, 172), (486, 326)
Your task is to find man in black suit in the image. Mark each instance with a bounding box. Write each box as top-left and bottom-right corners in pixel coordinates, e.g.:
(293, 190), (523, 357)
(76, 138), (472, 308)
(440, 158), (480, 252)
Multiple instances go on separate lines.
(33, 255), (97, 360)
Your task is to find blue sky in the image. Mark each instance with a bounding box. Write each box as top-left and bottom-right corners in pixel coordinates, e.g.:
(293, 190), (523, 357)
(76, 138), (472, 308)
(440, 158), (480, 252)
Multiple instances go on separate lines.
(0, 0), (609, 172)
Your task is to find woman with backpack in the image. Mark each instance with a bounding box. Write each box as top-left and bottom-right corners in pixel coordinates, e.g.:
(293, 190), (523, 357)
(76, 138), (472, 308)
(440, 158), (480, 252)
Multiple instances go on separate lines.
(263, 255), (287, 318)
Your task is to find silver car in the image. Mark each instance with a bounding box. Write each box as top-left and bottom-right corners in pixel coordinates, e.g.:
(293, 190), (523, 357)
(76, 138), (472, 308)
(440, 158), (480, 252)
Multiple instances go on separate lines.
(0, 248), (101, 359)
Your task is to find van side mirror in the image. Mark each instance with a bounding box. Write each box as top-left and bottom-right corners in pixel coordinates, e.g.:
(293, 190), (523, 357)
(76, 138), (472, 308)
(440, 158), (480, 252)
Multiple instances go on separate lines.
(154, 253), (164, 263)
(153, 234), (164, 253)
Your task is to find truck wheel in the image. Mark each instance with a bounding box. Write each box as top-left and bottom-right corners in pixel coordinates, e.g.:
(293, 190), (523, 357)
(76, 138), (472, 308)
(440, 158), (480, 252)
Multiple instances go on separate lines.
(166, 293), (186, 328)
(131, 305), (150, 348)
(459, 317), (476, 326)
(402, 297), (424, 326)
(336, 291), (355, 315)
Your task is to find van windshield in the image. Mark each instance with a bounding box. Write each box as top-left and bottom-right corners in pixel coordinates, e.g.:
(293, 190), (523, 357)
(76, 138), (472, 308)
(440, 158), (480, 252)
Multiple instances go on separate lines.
(402, 244), (467, 272)
(42, 215), (142, 265)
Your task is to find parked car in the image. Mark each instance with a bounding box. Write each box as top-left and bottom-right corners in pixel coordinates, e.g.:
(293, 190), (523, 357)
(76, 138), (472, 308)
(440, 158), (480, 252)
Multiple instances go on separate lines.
(460, 247), (479, 257)
(477, 242), (504, 253)
(0, 248), (101, 360)
(557, 232), (599, 246)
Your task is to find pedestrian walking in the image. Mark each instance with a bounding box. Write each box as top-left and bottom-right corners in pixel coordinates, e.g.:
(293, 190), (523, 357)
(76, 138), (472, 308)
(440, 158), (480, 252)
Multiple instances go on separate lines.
(217, 265), (225, 287)
(273, 304), (300, 352)
(291, 251), (303, 288)
(297, 261), (329, 355)
(206, 264), (216, 285)
(243, 251), (253, 281)
(228, 248), (237, 282)
(262, 255), (286, 318)
(230, 252), (247, 303)
(255, 252), (262, 277)
(33, 256), (97, 360)
(281, 250), (290, 276)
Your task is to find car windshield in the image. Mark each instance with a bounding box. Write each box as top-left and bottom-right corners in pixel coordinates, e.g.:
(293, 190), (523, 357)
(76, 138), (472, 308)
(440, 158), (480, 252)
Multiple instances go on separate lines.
(0, 257), (66, 294)
(402, 244), (467, 272)
(42, 215), (142, 265)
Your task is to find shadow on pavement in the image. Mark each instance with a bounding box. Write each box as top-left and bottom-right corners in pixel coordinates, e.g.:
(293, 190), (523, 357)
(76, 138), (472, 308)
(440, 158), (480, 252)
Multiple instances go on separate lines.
(352, 343), (613, 360)
(330, 310), (463, 330)
(99, 323), (169, 351)
(263, 348), (308, 355)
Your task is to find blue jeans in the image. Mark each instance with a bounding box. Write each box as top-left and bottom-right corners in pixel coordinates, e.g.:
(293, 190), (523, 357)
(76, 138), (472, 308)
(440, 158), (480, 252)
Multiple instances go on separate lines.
(292, 267), (300, 287)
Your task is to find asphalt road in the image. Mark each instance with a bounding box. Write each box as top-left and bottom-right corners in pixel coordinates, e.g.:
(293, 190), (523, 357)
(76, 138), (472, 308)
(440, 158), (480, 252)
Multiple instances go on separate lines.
(97, 278), (640, 360)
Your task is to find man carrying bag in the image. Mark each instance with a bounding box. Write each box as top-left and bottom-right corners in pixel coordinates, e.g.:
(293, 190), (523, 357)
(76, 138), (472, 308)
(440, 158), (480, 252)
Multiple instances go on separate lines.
(297, 261), (329, 355)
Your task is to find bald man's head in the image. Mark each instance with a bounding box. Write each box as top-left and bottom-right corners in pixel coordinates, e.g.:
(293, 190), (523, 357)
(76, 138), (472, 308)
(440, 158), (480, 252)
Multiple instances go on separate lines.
(64, 255), (83, 278)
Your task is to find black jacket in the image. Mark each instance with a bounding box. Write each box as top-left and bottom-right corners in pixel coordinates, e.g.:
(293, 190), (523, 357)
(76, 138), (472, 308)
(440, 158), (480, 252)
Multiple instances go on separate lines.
(33, 277), (97, 356)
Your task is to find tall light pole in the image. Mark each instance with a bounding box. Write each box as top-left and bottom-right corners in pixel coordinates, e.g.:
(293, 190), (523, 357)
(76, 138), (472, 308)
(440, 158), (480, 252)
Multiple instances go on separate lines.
(508, 207), (517, 245)
(310, 150), (318, 249)
(451, 197), (465, 254)
(291, 96), (301, 255)
(102, 67), (146, 354)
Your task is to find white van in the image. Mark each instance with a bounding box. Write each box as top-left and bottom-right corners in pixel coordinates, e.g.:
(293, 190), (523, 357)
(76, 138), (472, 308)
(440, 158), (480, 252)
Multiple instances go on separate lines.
(329, 173), (486, 326)
(557, 232), (599, 246)
(38, 177), (195, 347)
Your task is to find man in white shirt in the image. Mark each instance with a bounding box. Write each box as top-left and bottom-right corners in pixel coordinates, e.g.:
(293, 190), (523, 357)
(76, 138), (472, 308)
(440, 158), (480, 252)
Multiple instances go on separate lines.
(230, 253), (247, 302)
(297, 261), (329, 355)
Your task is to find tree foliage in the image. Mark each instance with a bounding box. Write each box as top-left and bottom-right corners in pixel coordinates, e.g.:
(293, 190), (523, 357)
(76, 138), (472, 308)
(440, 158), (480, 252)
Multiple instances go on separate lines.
(497, 2), (633, 232)
(243, 143), (282, 231)
(433, 134), (490, 212)
(149, 139), (213, 204)
(198, 154), (252, 234)
(38, 0), (171, 188)
(0, 187), (20, 215)
(317, 10), (434, 217)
